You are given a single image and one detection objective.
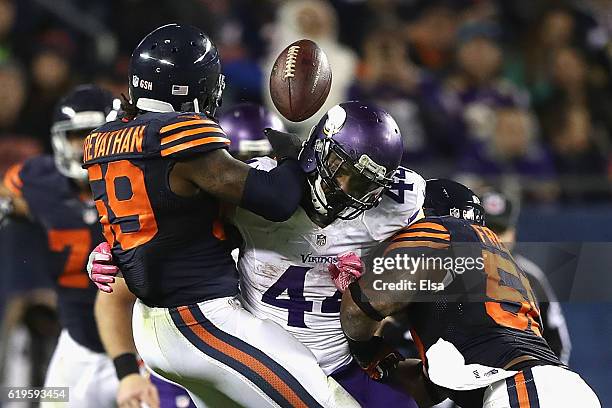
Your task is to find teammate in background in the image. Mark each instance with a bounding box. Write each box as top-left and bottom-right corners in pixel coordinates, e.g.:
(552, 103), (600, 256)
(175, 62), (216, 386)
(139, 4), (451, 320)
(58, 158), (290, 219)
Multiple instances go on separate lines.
(480, 190), (571, 364)
(0, 85), (158, 408)
(94, 102), (286, 408)
(219, 102), (285, 162)
(85, 23), (357, 408)
(337, 179), (600, 407)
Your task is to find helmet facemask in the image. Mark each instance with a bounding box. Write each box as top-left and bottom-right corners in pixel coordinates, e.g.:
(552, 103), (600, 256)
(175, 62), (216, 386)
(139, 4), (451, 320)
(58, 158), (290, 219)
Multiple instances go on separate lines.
(308, 137), (392, 220)
(51, 111), (109, 182)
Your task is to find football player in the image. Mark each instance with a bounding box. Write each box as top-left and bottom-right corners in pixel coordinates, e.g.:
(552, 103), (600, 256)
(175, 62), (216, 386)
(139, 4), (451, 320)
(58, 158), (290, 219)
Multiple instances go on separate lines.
(219, 102), (285, 162)
(93, 102), (285, 408)
(336, 180), (601, 407)
(83, 23), (357, 408)
(90, 101), (425, 407)
(0, 85), (160, 408)
(479, 190), (571, 364)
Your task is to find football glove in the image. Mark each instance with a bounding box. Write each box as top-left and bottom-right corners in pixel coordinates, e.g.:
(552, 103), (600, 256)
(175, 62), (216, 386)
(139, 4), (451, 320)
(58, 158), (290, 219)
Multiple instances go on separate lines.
(87, 242), (120, 293)
(328, 251), (363, 293)
(0, 196), (14, 228)
(348, 336), (405, 381)
(263, 128), (303, 161)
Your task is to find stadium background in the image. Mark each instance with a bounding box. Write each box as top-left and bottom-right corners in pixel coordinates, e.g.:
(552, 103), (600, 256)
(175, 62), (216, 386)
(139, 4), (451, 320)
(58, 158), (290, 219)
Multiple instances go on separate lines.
(0, 0), (610, 406)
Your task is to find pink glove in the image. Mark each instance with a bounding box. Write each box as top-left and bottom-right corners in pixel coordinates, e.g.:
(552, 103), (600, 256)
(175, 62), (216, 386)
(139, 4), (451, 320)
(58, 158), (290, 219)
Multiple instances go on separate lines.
(87, 242), (120, 293)
(328, 251), (364, 293)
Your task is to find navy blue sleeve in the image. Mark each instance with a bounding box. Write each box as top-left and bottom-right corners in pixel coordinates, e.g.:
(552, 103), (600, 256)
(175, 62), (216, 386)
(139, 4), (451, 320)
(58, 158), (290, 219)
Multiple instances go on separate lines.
(240, 159), (305, 222)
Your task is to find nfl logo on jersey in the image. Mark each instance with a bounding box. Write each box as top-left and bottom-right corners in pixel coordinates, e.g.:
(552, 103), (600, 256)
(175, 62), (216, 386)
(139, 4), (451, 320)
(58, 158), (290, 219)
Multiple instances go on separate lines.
(316, 234), (327, 246)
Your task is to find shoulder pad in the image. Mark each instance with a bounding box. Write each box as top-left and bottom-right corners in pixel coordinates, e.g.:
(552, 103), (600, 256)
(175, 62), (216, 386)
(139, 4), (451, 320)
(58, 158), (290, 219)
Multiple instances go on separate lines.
(83, 112), (230, 165)
(363, 167), (426, 241)
(156, 112), (229, 159)
(385, 218), (451, 255)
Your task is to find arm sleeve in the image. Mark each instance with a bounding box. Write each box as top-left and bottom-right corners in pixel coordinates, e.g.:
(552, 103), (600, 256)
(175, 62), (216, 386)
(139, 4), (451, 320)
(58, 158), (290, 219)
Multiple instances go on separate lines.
(240, 159), (305, 222)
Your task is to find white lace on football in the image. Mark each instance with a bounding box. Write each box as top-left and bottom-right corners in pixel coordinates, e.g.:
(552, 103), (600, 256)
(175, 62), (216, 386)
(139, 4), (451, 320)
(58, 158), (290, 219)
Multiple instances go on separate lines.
(283, 45), (300, 79)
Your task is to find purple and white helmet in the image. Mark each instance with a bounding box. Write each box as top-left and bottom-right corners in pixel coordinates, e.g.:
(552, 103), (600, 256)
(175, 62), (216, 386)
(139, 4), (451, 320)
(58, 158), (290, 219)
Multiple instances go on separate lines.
(299, 101), (403, 220)
(219, 103), (286, 160)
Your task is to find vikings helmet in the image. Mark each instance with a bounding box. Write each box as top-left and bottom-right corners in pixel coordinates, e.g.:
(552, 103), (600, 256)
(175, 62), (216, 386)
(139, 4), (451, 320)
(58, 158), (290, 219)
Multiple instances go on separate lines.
(51, 84), (118, 181)
(129, 23), (225, 115)
(218, 103), (286, 161)
(299, 101), (403, 220)
(424, 179), (485, 226)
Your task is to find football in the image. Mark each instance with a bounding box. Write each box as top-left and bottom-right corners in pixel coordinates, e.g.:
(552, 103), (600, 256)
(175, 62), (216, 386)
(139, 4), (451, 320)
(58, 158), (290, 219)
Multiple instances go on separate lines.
(269, 39), (332, 122)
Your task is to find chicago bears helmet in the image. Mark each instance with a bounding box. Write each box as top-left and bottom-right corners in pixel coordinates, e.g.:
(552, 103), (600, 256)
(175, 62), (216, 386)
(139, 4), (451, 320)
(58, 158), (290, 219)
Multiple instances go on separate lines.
(424, 179), (485, 225)
(128, 23), (224, 115)
(218, 103), (285, 161)
(299, 102), (403, 220)
(51, 84), (118, 181)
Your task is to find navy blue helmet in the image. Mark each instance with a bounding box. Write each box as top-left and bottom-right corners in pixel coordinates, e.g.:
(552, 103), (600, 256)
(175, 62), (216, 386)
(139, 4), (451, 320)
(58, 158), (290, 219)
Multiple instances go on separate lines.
(424, 179), (485, 226)
(51, 84), (118, 181)
(128, 23), (225, 115)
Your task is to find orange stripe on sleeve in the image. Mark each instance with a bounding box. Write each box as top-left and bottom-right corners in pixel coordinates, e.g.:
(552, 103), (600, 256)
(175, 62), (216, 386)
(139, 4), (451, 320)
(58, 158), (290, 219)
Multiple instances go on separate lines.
(514, 372), (531, 408)
(160, 119), (217, 134)
(411, 222), (448, 232)
(160, 137), (230, 157)
(383, 240), (449, 255)
(3, 163), (24, 197)
(177, 307), (309, 408)
(393, 231), (450, 241)
(161, 126), (224, 145)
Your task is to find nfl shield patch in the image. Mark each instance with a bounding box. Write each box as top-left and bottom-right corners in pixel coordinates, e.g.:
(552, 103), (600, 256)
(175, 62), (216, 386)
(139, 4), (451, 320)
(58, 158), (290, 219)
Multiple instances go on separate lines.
(316, 234), (326, 246)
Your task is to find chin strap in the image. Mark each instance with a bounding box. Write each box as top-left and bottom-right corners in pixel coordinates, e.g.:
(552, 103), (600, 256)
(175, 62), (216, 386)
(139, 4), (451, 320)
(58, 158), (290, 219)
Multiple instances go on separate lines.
(308, 175), (329, 216)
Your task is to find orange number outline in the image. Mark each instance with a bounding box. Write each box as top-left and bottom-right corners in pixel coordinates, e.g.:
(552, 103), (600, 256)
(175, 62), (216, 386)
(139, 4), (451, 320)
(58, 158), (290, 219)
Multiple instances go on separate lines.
(88, 161), (158, 250)
(482, 248), (542, 336)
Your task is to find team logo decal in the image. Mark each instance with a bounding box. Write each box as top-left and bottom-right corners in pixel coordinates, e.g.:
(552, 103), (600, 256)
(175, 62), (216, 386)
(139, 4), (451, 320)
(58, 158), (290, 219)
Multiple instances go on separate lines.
(316, 234), (327, 246)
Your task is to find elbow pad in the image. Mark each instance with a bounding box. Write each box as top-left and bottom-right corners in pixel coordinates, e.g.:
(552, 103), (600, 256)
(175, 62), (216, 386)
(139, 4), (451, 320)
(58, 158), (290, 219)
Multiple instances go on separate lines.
(240, 160), (305, 221)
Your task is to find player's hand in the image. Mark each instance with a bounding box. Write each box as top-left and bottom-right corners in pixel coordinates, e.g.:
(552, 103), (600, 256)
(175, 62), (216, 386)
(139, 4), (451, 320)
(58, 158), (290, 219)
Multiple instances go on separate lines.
(116, 373), (160, 408)
(348, 336), (405, 381)
(328, 251), (363, 293)
(87, 242), (119, 293)
(264, 128), (303, 161)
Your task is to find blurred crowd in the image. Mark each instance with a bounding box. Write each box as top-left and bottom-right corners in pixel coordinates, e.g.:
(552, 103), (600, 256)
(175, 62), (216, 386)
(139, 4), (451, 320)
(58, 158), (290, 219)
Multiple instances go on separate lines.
(1, 0), (612, 203)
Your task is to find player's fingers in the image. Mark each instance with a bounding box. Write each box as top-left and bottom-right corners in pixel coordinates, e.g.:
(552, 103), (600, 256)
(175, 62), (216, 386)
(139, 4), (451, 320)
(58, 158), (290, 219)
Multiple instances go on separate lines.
(341, 266), (362, 277)
(92, 251), (113, 263)
(92, 263), (119, 275)
(92, 273), (115, 283)
(95, 282), (114, 293)
(119, 398), (140, 408)
(144, 384), (160, 408)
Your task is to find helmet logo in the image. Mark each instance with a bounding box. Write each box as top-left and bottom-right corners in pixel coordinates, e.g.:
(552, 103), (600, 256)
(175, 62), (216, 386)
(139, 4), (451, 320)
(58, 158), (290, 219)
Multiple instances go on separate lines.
(172, 85), (189, 95)
(132, 75), (152, 91)
(323, 105), (347, 136)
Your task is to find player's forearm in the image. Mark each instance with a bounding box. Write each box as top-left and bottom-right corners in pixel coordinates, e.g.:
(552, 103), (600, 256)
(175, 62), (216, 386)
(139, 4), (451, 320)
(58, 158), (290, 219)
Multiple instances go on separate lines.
(94, 280), (138, 358)
(340, 288), (381, 341)
(240, 160), (305, 221)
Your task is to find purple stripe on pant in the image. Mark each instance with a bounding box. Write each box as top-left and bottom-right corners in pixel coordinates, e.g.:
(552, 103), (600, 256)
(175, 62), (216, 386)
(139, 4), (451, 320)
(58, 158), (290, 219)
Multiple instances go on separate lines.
(150, 374), (196, 408)
(331, 361), (418, 408)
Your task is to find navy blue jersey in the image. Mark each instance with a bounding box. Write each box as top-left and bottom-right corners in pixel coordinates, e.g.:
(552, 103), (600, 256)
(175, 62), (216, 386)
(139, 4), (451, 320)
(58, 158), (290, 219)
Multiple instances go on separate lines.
(4, 156), (105, 352)
(382, 216), (561, 367)
(82, 112), (239, 307)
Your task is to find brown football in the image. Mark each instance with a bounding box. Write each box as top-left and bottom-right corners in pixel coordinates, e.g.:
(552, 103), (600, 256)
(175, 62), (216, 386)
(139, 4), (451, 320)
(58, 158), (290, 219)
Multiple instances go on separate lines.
(270, 39), (332, 122)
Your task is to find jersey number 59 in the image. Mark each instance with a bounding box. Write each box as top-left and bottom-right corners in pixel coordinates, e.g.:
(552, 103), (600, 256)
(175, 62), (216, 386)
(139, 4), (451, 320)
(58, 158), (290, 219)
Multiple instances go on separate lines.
(88, 160), (158, 250)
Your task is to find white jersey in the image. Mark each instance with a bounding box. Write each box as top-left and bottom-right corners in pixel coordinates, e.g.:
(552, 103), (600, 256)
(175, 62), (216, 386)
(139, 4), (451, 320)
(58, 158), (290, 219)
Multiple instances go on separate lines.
(231, 157), (425, 374)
